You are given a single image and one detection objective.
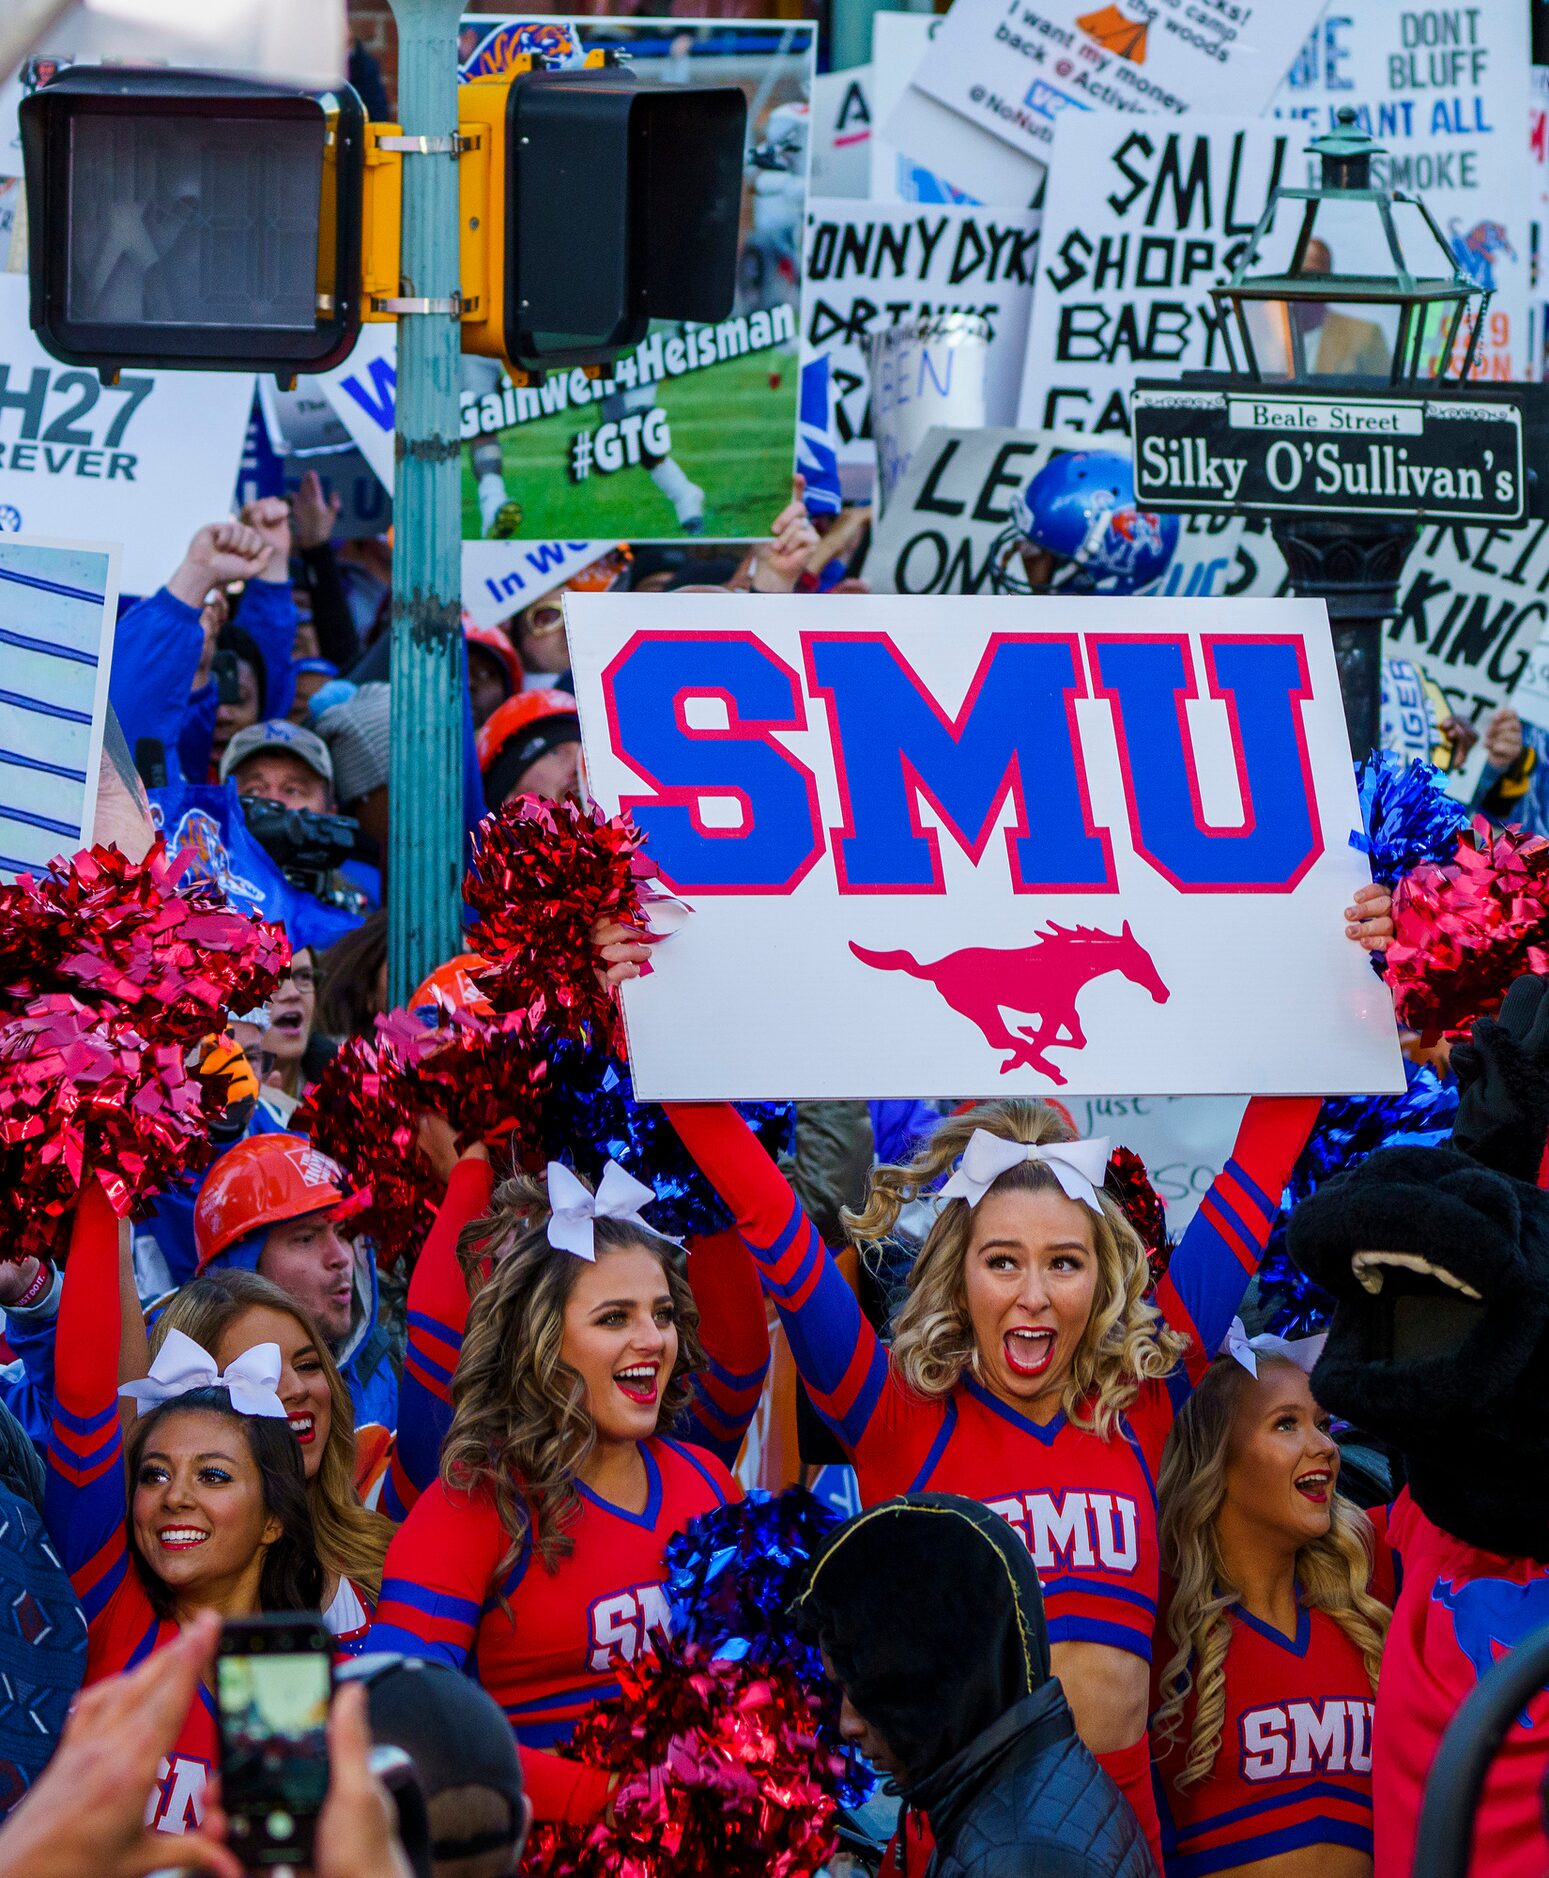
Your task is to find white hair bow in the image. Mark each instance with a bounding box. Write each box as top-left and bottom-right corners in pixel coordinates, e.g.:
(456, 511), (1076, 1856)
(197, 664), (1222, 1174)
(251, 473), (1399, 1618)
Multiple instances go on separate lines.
(118, 1328), (290, 1420)
(546, 1160), (673, 1262)
(940, 1129), (1112, 1216)
(1220, 1316), (1328, 1380)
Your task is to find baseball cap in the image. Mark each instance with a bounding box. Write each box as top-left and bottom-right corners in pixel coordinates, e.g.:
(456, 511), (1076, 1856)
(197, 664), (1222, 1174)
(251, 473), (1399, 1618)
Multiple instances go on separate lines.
(316, 681), (392, 808)
(218, 719), (335, 790)
(342, 1655), (525, 1863)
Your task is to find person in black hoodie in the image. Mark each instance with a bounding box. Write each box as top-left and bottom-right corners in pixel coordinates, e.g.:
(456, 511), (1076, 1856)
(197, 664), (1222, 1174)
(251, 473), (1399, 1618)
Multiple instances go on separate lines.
(797, 1492), (1154, 1878)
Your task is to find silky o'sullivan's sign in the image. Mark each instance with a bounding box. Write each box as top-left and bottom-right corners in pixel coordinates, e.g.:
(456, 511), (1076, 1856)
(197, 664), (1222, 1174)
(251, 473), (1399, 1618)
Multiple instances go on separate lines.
(1132, 385), (1526, 527)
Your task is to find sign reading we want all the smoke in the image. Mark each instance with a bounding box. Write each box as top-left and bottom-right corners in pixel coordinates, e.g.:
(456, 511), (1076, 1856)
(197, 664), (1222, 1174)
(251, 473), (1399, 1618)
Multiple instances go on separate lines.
(565, 592), (1403, 1101)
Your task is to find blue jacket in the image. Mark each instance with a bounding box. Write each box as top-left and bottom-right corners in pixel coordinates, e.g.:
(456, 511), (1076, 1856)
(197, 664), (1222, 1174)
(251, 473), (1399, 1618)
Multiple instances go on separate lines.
(110, 580), (298, 785)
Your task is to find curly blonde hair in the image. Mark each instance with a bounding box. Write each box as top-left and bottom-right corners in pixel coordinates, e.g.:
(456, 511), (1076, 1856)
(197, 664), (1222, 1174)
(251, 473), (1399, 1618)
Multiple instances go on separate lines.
(846, 1100), (1186, 1438)
(440, 1168), (706, 1579)
(153, 1271), (393, 1599)
(1153, 1355), (1390, 1787)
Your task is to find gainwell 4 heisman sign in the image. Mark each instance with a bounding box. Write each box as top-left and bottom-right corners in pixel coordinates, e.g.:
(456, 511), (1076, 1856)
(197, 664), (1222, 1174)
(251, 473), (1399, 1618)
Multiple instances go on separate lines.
(1132, 385), (1527, 528)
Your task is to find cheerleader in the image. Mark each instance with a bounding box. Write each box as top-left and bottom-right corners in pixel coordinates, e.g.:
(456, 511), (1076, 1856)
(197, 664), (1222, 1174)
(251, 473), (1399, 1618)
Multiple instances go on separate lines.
(1152, 1329), (1389, 1877)
(369, 1160), (739, 1824)
(45, 1183), (323, 1839)
(591, 890), (1391, 1864)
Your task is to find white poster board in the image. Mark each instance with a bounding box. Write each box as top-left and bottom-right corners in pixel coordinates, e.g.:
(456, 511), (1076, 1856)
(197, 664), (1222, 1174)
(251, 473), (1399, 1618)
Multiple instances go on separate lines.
(0, 534), (119, 879)
(868, 424), (1251, 599)
(890, 0), (1322, 185)
(1271, 1), (1534, 384)
(802, 200), (1039, 476)
(1016, 115), (1291, 434)
(0, 277), (253, 599)
(810, 66), (874, 198)
(566, 591), (1405, 1099)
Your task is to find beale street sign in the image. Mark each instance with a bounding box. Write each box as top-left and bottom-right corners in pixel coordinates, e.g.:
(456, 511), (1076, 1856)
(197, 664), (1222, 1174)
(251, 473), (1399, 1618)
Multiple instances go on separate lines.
(1131, 383), (1525, 527)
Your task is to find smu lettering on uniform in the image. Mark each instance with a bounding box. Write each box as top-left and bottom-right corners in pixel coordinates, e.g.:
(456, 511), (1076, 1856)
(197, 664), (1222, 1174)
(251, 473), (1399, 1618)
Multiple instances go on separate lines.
(586, 1581), (672, 1672)
(602, 630), (1322, 897)
(1239, 1698), (1374, 1781)
(985, 1489), (1141, 1573)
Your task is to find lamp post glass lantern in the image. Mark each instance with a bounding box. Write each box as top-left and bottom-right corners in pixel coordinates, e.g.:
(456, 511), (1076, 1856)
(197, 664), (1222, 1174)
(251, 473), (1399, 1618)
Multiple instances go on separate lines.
(1213, 107), (1488, 390)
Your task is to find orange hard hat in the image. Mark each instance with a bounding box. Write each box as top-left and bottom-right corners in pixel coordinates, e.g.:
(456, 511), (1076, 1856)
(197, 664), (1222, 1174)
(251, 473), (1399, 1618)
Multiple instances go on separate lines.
(563, 545), (632, 593)
(409, 952), (495, 1018)
(462, 618), (523, 700)
(475, 687), (580, 777)
(194, 1134), (348, 1271)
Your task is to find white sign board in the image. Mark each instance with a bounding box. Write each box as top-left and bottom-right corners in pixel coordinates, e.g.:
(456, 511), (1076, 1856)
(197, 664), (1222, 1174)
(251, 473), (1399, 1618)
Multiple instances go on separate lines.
(891, 0), (1322, 181)
(0, 534), (119, 879)
(1271, 1), (1534, 384)
(803, 200), (1039, 475)
(566, 592), (1405, 1100)
(868, 424), (1251, 600)
(810, 66), (874, 198)
(0, 277), (253, 599)
(1507, 613), (1549, 731)
(1016, 115), (1291, 434)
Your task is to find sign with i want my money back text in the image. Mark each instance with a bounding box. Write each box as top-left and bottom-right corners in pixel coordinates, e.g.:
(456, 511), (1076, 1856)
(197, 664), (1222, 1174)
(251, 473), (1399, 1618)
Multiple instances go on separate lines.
(1132, 383), (1526, 527)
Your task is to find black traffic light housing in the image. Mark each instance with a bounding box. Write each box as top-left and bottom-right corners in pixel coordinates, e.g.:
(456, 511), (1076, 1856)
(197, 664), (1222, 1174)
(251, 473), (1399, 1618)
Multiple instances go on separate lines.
(21, 67), (365, 377)
(500, 64), (746, 373)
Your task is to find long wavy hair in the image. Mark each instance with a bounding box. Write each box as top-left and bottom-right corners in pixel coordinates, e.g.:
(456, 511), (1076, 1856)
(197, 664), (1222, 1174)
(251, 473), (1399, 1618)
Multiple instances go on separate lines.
(126, 1387), (324, 1620)
(846, 1100), (1187, 1438)
(1153, 1355), (1390, 1787)
(152, 1272), (392, 1599)
(440, 1168), (706, 1578)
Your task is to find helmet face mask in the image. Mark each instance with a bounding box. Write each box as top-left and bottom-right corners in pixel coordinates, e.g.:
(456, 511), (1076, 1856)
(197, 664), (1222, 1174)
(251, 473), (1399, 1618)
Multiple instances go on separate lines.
(987, 451), (1178, 597)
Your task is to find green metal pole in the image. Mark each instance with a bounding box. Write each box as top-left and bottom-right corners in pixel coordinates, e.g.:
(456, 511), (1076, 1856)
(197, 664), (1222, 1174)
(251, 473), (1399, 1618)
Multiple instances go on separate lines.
(385, 0), (466, 1006)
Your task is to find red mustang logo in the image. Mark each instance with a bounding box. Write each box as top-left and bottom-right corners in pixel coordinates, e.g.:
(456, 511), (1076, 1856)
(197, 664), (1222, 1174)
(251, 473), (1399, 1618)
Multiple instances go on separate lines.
(850, 922), (1169, 1082)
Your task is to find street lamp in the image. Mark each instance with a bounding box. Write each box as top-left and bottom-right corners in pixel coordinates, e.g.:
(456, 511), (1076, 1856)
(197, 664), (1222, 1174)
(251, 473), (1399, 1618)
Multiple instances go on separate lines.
(1212, 106), (1487, 390)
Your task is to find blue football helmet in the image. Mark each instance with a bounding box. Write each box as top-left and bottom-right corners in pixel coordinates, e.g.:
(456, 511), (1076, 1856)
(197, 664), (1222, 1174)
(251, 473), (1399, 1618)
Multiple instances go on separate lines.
(989, 451), (1179, 595)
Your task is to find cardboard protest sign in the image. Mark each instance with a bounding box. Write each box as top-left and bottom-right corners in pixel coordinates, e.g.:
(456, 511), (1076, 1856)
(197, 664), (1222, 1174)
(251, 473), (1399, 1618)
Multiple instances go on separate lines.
(1271, 1), (1534, 384)
(319, 17), (812, 546)
(802, 201), (1039, 478)
(889, 0), (1320, 190)
(0, 535), (118, 879)
(867, 425), (1252, 600)
(810, 65), (873, 197)
(0, 276), (253, 598)
(1016, 116), (1291, 435)
(565, 591), (1405, 1099)
(868, 9), (1033, 206)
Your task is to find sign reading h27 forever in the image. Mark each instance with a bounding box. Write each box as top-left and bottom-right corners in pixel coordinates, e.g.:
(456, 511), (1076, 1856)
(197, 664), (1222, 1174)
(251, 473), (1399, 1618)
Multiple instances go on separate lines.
(564, 593), (1404, 1101)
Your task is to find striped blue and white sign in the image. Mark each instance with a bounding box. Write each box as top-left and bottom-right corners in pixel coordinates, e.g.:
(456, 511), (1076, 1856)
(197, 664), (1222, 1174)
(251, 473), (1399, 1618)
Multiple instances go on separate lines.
(0, 536), (119, 879)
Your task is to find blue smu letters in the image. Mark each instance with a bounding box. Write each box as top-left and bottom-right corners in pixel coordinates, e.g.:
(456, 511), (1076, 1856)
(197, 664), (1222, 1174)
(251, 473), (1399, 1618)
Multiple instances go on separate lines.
(803, 634), (1113, 892)
(1089, 635), (1322, 892)
(602, 633), (821, 891)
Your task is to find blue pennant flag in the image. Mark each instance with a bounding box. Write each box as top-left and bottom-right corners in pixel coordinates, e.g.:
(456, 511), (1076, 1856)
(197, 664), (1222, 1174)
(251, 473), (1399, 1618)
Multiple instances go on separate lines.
(797, 353), (843, 518)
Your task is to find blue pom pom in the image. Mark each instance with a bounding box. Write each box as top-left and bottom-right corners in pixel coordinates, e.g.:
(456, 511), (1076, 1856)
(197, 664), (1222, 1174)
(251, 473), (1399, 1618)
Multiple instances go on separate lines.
(664, 1489), (875, 1807)
(1256, 1061), (1459, 1337)
(1350, 751), (1471, 890)
(540, 1041), (795, 1240)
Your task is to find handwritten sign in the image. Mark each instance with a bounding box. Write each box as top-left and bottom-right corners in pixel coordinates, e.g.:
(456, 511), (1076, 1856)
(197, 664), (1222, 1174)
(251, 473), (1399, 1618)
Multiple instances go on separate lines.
(565, 591), (1404, 1100)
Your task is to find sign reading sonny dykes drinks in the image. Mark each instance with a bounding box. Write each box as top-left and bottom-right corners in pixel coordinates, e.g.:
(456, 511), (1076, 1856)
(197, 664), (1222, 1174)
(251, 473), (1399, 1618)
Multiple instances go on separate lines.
(1132, 384), (1526, 526)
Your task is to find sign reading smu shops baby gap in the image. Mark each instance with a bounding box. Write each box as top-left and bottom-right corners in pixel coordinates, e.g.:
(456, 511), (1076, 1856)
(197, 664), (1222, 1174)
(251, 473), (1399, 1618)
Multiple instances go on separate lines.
(564, 593), (1405, 1100)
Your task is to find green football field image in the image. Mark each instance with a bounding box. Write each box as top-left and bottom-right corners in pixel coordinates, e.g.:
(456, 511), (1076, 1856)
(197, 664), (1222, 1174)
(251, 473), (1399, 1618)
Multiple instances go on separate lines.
(459, 345), (799, 542)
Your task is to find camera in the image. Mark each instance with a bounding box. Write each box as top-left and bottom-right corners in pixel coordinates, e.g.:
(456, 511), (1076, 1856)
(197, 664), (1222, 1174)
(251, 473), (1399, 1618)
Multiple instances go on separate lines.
(239, 795), (364, 911)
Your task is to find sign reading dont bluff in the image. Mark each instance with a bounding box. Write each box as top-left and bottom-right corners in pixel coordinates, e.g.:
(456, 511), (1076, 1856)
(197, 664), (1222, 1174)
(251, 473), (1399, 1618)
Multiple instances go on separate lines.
(565, 593), (1404, 1100)
(1133, 384), (1527, 526)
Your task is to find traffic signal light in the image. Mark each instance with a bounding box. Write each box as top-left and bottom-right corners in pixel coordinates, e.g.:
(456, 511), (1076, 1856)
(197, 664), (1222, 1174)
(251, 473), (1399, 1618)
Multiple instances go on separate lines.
(20, 68), (366, 377)
(455, 57), (747, 373)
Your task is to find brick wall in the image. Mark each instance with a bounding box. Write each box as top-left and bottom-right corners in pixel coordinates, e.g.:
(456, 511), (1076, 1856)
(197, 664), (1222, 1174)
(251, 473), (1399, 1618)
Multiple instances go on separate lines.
(348, 0), (397, 107)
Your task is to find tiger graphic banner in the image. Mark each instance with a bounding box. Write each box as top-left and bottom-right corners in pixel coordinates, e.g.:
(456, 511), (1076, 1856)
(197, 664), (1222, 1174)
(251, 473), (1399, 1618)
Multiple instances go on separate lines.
(564, 592), (1405, 1099)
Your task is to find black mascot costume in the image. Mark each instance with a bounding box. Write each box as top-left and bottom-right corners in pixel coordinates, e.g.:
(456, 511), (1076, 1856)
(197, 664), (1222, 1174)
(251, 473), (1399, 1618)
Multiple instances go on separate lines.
(1288, 972), (1549, 1878)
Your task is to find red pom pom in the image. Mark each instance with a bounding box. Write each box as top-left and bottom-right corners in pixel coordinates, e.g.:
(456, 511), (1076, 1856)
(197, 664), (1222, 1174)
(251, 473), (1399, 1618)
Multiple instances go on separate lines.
(1105, 1145), (1172, 1280)
(1385, 819), (1549, 1037)
(0, 839), (288, 1043)
(464, 796), (650, 1052)
(0, 842), (288, 1258)
(518, 1646), (840, 1878)
(294, 1007), (548, 1262)
(0, 998), (214, 1262)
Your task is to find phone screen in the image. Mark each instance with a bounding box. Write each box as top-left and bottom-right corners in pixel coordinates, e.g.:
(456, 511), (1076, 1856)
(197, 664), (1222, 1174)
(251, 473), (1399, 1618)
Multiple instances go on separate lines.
(216, 1637), (332, 1837)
